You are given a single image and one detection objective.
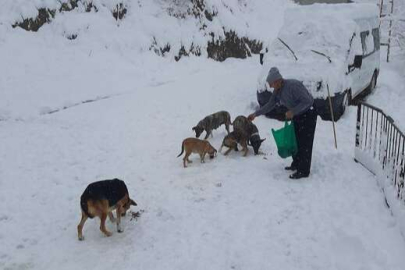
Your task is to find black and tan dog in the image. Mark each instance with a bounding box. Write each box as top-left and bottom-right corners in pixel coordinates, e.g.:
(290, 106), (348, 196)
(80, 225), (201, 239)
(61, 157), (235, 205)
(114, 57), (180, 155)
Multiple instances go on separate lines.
(193, 111), (231, 139)
(233, 115), (266, 155)
(77, 178), (137, 241)
(219, 130), (249, 156)
(177, 138), (217, 168)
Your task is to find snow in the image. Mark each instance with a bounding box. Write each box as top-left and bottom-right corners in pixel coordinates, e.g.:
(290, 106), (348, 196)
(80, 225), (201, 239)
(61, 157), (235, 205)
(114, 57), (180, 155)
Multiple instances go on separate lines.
(366, 54), (405, 131)
(355, 146), (405, 242)
(0, 0), (293, 61)
(2, 55), (405, 269)
(355, 49), (405, 240)
(1, 0), (405, 269)
(286, 3), (379, 22)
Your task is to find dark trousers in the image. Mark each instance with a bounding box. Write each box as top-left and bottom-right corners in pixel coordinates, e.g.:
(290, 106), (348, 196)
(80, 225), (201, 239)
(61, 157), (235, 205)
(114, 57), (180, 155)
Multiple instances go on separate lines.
(291, 107), (317, 175)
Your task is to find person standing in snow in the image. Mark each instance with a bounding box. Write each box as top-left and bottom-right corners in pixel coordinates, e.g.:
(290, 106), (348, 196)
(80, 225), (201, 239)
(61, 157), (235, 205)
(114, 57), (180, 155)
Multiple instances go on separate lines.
(248, 67), (317, 179)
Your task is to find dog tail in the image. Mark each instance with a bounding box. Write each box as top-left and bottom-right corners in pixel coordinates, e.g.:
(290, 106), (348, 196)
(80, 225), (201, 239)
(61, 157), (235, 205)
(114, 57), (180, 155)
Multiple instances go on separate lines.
(177, 141), (184, 158)
(80, 196), (94, 219)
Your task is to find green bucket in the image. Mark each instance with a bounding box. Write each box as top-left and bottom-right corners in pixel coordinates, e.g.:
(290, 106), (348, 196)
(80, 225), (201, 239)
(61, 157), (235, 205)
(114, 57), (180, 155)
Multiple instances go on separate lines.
(271, 121), (298, 159)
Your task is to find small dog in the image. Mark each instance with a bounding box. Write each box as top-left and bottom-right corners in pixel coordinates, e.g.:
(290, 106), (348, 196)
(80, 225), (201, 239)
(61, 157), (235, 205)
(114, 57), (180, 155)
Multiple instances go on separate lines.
(233, 115), (266, 155)
(77, 178), (137, 241)
(177, 138), (217, 168)
(193, 111), (231, 139)
(219, 130), (249, 156)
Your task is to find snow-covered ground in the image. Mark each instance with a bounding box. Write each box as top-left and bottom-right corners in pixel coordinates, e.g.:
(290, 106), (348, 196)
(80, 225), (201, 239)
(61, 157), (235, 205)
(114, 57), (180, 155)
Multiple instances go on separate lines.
(2, 53), (405, 270)
(367, 52), (405, 130)
(1, 1), (405, 270)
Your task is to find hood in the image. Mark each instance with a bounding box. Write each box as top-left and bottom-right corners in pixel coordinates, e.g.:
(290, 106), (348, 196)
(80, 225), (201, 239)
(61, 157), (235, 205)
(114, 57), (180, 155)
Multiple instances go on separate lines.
(257, 62), (347, 99)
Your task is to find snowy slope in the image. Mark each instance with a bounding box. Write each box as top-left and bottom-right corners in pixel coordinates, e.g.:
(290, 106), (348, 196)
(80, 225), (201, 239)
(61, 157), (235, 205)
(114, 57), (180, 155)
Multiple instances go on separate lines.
(0, 0), (292, 121)
(0, 0), (294, 61)
(1, 0), (405, 269)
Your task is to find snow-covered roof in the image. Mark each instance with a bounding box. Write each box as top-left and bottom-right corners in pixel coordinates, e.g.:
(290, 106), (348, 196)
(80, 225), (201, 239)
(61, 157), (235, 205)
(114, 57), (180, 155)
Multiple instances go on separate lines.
(259, 3), (380, 97)
(284, 3), (380, 24)
(274, 3), (379, 63)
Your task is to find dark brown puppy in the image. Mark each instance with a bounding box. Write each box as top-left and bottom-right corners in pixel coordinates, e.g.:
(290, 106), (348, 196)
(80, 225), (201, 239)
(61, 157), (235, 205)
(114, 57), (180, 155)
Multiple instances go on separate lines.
(177, 138), (217, 168)
(233, 115), (266, 155)
(219, 130), (249, 156)
(77, 178), (137, 241)
(193, 111), (231, 139)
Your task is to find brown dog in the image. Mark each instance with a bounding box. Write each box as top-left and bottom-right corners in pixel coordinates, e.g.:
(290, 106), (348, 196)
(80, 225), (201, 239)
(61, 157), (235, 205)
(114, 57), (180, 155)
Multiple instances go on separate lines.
(233, 116), (266, 155)
(219, 130), (249, 156)
(77, 178), (137, 241)
(177, 138), (217, 168)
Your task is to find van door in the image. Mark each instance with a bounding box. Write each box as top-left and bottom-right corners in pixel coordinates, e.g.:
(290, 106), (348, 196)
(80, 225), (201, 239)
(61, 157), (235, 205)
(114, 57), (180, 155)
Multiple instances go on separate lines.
(348, 34), (364, 98)
(358, 30), (377, 92)
(350, 29), (377, 98)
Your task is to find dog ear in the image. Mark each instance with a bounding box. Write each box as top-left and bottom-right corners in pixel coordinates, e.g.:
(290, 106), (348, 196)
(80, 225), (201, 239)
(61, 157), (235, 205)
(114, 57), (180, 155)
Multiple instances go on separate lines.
(192, 127), (195, 131)
(130, 199), (137, 206)
(261, 138), (266, 142)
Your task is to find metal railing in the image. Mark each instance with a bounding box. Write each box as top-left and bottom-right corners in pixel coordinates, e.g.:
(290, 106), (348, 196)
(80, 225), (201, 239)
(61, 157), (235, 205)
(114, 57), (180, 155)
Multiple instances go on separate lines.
(355, 102), (405, 204)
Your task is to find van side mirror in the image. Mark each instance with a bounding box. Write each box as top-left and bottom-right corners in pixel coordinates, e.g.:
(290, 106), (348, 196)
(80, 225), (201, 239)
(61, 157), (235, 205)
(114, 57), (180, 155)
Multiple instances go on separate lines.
(353, 55), (362, 69)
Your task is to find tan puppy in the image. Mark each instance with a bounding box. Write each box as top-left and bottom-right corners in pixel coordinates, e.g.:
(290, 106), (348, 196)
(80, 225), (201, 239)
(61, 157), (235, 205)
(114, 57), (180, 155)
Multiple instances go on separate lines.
(77, 179), (137, 241)
(177, 138), (217, 168)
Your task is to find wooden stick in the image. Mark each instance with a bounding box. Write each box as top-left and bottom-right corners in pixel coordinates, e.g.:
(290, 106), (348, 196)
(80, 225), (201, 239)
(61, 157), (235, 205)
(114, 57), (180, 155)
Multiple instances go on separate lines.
(327, 84), (338, 149)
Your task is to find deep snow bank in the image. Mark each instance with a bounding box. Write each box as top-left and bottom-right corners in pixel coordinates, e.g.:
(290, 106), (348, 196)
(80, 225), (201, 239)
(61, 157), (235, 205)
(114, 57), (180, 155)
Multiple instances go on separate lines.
(0, 0), (293, 61)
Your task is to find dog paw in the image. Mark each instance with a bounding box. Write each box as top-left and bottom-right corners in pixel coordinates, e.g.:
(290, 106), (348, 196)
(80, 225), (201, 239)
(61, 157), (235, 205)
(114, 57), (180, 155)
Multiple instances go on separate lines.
(78, 236), (84, 241)
(104, 231), (113, 237)
(117, 229), (124, 233)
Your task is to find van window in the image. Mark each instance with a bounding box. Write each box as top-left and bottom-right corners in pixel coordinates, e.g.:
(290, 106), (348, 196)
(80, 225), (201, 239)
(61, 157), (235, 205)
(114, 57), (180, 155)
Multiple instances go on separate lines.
(360, 30), (375, 55)
(351, 33), (363, 56)
(372, 28), (380, 51)
(360, 31), (370, 55)
(366, 33), (374, 54)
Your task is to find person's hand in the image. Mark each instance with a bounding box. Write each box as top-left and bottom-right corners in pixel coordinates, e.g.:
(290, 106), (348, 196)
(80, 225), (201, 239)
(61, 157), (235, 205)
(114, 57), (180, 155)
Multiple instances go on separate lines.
(285, 110), (294, 120)
(248, 113), (256, 121)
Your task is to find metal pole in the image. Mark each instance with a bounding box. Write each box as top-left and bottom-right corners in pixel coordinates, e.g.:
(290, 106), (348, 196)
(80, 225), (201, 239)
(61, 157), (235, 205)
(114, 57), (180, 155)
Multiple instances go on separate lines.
(387, 0), (394, 62)
(379, 0), (384, 18)
(356, 103), (362, 149)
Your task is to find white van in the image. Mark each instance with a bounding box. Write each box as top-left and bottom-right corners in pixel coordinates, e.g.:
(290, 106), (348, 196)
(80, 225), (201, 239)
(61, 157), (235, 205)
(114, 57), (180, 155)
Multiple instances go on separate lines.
(257, 3), (380, 121)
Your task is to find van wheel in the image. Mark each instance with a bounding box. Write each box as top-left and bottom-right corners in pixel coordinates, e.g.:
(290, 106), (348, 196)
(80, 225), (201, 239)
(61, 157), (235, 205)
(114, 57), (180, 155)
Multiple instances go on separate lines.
(346, 89), (353, 106)
(338, 90), (351, 117)
(365, 73), (377, 96)
(370, 73), (377, 92)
